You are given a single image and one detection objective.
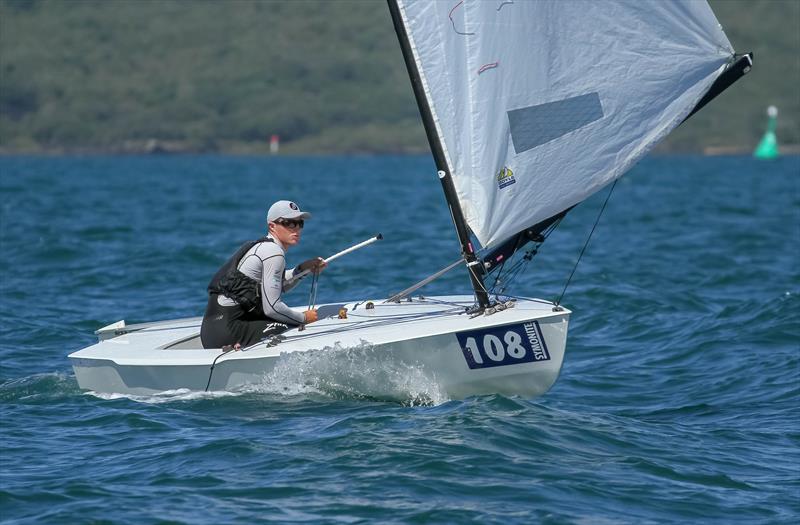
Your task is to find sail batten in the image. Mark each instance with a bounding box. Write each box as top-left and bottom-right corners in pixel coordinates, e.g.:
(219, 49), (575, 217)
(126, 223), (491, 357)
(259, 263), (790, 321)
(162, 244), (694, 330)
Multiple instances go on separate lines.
(394, 0), (736, 249)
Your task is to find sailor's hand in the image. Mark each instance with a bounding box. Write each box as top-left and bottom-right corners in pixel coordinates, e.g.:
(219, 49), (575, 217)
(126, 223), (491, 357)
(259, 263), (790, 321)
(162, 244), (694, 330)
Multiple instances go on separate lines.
(304, 309), (319, 324)
(299, 257), (327, 275)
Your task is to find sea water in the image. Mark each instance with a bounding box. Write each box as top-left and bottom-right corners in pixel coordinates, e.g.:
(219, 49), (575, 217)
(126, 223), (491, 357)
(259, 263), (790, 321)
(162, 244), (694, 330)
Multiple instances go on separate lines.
(1, 155), (798, 524)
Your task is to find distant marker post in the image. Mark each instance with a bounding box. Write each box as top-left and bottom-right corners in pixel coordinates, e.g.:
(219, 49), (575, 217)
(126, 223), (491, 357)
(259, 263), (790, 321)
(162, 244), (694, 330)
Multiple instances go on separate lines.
(754, 106), (779, 159)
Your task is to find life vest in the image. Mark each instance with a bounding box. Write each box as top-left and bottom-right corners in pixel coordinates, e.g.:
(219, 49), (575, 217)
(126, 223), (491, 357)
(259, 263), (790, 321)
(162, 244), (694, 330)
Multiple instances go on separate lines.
(207, 237), (274, 313)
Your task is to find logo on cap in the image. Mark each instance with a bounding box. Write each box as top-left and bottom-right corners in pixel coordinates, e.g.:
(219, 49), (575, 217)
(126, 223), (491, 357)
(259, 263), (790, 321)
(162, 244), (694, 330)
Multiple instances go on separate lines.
(289, 202), (298, 210)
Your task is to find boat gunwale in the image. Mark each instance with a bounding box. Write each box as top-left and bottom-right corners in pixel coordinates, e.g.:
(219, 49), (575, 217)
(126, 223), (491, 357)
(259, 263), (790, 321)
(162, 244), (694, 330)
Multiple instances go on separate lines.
(69, 296), (571, 367)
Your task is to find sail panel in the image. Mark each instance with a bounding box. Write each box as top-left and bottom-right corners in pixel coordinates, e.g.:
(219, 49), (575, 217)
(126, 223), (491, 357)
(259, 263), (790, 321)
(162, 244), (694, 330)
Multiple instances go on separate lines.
(508, 93), (604, 154)
(396, 0), (734, 248)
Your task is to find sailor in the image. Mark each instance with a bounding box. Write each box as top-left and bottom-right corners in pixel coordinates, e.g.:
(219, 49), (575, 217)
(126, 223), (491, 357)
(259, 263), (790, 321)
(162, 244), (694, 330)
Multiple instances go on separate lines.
(200, 200), (327, 349)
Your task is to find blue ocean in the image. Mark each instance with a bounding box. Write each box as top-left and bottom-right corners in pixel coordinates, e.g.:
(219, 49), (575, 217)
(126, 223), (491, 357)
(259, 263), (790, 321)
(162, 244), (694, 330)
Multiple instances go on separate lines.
(1, 154), (798, 524)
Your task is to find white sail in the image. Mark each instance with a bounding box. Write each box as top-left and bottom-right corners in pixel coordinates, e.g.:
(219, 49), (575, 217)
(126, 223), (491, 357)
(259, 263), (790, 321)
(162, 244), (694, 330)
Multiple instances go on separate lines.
(395, 0), (734, 248)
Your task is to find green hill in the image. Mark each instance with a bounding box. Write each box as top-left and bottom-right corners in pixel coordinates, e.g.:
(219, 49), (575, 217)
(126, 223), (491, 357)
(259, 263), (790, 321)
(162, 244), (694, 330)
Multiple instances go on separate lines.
(1, 0), (798, 154)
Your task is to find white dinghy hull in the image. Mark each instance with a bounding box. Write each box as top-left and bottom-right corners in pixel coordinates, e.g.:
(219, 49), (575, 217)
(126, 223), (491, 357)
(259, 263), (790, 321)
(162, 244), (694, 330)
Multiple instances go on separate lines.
(70, 296), (570, 400)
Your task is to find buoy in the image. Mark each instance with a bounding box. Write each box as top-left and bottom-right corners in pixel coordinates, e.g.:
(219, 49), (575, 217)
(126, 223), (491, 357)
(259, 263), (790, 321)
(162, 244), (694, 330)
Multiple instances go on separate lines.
(270, 134), (280, 155)
(754, 106), (779, 159)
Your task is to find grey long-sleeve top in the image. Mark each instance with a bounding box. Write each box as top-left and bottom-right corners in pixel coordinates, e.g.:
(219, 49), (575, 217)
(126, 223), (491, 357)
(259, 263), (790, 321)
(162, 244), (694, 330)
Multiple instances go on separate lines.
(217, 235), (306, 324)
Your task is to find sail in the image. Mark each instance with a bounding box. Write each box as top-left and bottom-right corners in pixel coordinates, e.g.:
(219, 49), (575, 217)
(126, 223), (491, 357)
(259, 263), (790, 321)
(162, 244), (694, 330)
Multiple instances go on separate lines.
(394, 0), (734, 248)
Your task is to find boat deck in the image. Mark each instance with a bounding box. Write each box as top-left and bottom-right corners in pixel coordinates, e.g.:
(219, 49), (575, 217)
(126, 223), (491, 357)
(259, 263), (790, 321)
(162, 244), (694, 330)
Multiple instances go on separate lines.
(70, 296), (567, 367)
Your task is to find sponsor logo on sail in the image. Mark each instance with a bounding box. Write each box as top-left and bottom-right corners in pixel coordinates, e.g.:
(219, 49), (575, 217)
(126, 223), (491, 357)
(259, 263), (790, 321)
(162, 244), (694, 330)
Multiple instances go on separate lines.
(497, 166), (516, 189)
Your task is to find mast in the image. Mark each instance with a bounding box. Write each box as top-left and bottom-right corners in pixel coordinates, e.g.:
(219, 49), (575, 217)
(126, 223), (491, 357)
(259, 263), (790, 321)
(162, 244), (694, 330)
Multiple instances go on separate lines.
(387, 0), (490, 309)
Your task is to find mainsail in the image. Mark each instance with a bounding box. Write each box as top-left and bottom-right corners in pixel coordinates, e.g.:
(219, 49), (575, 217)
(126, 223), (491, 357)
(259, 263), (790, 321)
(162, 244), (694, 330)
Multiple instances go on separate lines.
(392, 0), (735, 249)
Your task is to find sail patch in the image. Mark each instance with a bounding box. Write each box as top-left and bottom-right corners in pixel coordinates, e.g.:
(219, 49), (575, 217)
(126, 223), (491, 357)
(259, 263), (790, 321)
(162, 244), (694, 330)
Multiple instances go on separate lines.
(496, 166), (515, 189)
(508, 92), (604, 154)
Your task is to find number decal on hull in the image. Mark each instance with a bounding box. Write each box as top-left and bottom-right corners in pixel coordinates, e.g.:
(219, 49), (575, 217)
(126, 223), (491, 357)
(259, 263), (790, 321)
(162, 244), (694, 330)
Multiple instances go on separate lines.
(456, 321), (551, 369)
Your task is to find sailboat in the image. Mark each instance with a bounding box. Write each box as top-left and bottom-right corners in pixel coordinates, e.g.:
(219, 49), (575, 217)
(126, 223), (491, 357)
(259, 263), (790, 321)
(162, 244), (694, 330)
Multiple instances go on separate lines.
(69, 0), (751, 398)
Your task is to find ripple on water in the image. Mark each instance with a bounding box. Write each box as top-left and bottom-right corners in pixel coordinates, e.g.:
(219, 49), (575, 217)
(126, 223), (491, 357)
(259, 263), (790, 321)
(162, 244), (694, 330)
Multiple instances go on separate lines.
(1, 155), (799, 523)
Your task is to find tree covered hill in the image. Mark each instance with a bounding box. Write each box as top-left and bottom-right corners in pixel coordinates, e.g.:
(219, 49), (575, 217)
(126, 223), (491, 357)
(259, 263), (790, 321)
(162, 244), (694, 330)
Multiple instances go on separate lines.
(1, 0), (798, 154)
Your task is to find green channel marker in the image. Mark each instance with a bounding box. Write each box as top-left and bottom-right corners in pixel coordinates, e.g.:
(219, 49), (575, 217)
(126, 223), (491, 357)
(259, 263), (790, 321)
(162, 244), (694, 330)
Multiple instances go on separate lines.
(754, 105), (779, 159)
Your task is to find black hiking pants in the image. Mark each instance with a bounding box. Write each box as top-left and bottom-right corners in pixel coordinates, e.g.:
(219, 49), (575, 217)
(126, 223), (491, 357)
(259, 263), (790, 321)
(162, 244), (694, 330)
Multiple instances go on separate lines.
(200, 294), (291, 349)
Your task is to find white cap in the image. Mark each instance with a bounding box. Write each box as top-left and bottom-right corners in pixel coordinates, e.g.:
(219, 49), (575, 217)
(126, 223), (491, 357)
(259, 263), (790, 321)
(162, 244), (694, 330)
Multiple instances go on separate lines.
(267, 200), (311, 222)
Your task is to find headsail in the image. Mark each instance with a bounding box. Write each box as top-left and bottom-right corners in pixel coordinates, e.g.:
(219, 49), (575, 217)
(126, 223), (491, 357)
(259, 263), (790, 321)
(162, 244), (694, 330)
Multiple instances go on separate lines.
(392, 0), (735, 248)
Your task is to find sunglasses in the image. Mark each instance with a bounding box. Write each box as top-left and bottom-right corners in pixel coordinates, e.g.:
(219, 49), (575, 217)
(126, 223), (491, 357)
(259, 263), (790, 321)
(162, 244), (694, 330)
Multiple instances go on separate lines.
(274, 218), (304, 229)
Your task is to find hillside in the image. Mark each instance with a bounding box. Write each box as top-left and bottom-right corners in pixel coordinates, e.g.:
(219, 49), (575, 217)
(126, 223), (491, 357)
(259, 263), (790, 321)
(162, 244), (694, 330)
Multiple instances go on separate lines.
(1, 0), (798, 154)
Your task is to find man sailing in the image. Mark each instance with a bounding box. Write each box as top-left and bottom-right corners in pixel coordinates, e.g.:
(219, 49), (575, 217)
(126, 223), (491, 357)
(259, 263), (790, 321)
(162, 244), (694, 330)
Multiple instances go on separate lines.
(200, 200), (326, 349)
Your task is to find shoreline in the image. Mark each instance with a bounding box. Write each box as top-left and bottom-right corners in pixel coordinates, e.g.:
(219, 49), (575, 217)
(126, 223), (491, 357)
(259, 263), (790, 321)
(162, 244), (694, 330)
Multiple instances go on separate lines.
(3, 141), (798, 157)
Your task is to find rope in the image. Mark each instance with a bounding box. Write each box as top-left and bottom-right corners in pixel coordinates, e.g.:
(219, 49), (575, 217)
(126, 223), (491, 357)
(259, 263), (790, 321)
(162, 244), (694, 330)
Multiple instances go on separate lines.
(415, 296), (470, 308)
(264, 306), (466, 346)
(493, 253), (533, 294)
(308, 271), (319, 310)
(204, 350), (230, 392)
(253, 296), (474, 347)
(493, 293), (561, 308)
(490, 216), (564, 296)
(555, 179), (617, 307)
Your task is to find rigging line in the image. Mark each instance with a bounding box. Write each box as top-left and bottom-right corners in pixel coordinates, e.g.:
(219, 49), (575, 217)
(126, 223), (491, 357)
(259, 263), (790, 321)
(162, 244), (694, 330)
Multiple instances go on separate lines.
(416, 296), (471, 308)
(500, 217), (564, 290)
(345, 308), (462, 321)
(373, 301), (462, 308)
(490, 255), (509, 293)
(204, 350), (230, 392)
(496, 254), (533, 294)
(308, 271), (319, 310)
(286, 308), (463, 338)
(265, 308), (465, 345)
(491, 216), (565, 294)
(105, 323), (201, 336)
(492, 293), (558, 308)
(555, 179), (618, 307)
(344, 305), (465, 323)
(227, 304), (462, 352)
(280, 305), (467, 338)
(494, 256), (528, 293)
(240, 299), (468, 350)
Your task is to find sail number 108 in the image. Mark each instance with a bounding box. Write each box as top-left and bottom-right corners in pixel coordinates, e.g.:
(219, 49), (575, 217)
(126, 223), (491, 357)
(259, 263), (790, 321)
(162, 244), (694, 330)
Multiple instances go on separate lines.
(456, 321), (551, 370)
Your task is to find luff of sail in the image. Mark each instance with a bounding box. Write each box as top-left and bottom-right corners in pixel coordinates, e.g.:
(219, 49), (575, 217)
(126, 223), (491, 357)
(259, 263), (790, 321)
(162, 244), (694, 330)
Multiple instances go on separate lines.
(394, 0), (735, 249)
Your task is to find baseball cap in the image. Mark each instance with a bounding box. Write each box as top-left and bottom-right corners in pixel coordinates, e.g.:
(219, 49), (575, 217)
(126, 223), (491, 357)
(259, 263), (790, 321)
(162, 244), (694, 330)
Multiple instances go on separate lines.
(267, 200), (312, 222)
